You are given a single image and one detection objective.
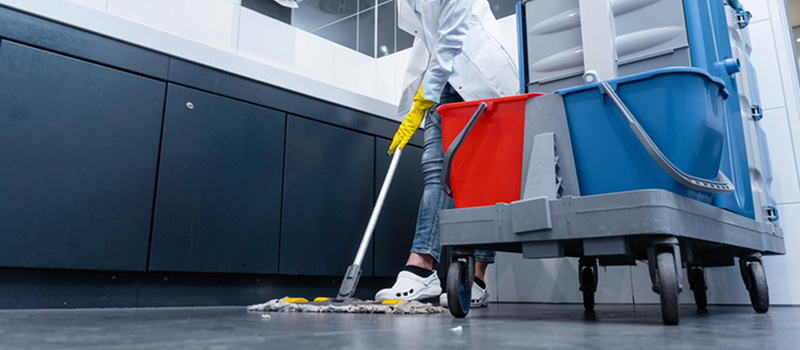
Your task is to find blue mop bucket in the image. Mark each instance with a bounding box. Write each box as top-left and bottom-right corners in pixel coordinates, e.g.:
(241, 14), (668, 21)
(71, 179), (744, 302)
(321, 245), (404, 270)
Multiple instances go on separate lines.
(556, 67), (732, 203)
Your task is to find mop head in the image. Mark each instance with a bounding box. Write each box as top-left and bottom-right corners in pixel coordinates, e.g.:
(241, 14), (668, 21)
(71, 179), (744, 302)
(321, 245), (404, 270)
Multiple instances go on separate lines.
(247, 298), (446, 314)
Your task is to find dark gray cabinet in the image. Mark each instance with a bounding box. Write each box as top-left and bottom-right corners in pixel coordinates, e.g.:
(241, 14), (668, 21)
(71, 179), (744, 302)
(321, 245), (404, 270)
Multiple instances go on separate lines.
(148, 84), (285, 274)
(373, 139), (424, 277)
(0, 41), (165, 271)
(280, 116), (375, 276)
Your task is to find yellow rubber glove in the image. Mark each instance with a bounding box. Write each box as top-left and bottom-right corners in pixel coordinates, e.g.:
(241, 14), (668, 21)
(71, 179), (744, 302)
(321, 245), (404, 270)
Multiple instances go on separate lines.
(389, 84), (436, 154)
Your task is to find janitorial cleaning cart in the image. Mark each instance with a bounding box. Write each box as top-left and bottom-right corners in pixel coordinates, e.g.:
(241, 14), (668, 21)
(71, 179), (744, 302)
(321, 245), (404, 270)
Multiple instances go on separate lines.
(437, 0), (784, 325)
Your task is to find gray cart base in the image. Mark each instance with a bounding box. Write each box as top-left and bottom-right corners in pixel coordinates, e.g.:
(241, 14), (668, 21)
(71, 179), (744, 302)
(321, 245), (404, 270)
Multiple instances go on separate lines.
(436, 92), (783, 324)
(440, 190), (784, 324)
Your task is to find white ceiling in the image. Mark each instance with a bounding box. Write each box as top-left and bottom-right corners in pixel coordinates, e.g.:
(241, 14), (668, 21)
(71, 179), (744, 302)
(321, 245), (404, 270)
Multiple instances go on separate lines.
(789, 0), (800, 27)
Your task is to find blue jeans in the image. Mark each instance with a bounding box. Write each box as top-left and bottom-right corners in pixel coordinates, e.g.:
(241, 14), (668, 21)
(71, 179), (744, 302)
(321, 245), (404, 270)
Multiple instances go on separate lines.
(409, 84), (495, 264)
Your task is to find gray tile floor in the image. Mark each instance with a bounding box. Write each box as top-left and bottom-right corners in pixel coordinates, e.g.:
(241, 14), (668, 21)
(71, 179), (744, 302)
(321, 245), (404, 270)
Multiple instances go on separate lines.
(1, 304), (798, 349)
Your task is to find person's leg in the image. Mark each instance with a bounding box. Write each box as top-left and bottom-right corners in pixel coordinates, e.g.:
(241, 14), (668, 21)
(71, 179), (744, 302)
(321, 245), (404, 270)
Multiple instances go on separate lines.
(406, 108), (452, 266)
(374, 85), (461, 301)
(473, 250), (495, 280)
(475, 261), (489, 281)
(406, 252), (435, 270)
(406, 83), (464, 267)
(409, 85), (499, 272)
(373, 121), (445, 301)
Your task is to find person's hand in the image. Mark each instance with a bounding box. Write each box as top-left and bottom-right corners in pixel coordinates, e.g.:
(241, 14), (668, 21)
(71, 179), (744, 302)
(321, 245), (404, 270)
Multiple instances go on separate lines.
(389, 84), (435, 154)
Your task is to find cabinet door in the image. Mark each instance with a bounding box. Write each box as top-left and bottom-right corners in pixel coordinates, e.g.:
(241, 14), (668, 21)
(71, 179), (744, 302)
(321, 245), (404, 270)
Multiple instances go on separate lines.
(373, 139), (424, 277)
(280, 116), (375, 276)
(149, 84), (285, 274)
(0, 41), (165, 271)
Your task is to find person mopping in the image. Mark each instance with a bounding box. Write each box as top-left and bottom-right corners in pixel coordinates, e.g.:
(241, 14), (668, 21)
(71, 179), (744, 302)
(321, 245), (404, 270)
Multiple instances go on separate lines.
(375, 0), (519, 308)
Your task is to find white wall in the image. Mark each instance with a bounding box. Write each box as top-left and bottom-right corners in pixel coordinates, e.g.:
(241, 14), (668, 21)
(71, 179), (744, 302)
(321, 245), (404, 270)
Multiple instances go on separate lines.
(703, 0), (800, 306)
(0, 0), (399, 120)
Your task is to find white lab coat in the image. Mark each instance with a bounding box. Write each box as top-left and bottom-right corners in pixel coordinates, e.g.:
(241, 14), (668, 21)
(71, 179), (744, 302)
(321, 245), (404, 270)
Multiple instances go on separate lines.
(396, 0), (519, 118)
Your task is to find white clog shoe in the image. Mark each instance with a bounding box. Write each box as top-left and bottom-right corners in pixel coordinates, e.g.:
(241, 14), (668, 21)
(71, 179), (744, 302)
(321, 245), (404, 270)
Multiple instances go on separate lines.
(375, 270), (442, 302)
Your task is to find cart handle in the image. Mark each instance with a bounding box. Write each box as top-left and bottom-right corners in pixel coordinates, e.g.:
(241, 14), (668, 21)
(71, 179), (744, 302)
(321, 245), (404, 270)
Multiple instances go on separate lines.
(441, 102), (489, 197)
(600, 82), (734, 194)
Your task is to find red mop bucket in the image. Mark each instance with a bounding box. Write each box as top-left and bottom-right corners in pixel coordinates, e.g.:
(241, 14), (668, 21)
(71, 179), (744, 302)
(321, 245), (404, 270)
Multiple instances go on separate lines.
(440, 93), (545, 208)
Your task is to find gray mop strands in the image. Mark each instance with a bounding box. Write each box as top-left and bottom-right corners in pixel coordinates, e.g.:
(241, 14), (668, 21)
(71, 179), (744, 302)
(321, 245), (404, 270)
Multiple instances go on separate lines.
(248, 298), (446, 314)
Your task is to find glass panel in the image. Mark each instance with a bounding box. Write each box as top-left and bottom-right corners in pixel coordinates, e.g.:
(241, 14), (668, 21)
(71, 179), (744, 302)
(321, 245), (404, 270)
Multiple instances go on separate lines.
(376, 1), (395, 57)
(359, 0), (391, 11)
(794, 26), (800, 71)
(358, 8), (375, 56)
(312, 14), (358, 51)
(393, 0), (413, 51)
(241, 0), (292, 24)
(487, 0), (518, 19)
(240, 0), (517, 56)
(239, 0), (438, 56)
(396, 28), (414, 52)
(359, 0), (375, 12)
(293, 0), (359, 31)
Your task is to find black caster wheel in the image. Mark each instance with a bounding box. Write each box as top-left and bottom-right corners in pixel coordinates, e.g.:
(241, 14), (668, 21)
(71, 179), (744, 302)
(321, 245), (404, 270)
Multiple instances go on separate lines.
(447, 256), (474, 318)
(741, 259), (769, 313)
(579, 258), (598, 312)
(688, 266), (707, 310)
(656, 251), (680, 325)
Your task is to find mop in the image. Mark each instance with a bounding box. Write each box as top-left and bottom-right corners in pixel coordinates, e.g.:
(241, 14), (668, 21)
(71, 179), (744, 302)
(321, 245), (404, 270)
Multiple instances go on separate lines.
(248, 148), (446, 315)
(247, 298), (444, 314)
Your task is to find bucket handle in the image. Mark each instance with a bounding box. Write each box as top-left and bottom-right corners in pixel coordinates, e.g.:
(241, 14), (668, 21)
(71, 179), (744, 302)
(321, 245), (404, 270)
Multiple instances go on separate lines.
(600, 82), (734, 194)
(441, 102), (489, 197)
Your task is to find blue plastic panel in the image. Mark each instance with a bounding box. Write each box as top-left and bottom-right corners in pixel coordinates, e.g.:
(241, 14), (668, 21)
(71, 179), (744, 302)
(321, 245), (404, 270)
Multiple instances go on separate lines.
(682, 0), (754, 218)
(517, 1), (528, 94)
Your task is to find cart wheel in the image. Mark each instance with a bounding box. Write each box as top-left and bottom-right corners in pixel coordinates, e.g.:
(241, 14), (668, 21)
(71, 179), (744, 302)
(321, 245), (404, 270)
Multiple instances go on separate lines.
(689, 266), (707, 310)
(447, 259), (472, 318)
(656, 251), (680, 325)
(579, 261), (597, 312)
(745, 261), (769, 313)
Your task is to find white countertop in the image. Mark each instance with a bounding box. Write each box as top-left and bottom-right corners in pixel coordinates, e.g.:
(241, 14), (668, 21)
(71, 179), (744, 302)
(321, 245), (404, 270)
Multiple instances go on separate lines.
(0, 0), (401, 121)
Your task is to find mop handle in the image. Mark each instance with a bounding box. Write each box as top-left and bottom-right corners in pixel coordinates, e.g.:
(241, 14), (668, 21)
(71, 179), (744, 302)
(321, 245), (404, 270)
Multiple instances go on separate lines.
(352, 148), (403, 267)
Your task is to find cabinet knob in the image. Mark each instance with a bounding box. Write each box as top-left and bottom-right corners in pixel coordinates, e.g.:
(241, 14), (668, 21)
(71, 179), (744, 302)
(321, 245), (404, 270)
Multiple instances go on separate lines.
(186, 102), (194, 110)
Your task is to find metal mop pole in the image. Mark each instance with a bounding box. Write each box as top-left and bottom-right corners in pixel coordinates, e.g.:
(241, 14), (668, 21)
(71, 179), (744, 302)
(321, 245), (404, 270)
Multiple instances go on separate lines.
(335, 148), (404, 301)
